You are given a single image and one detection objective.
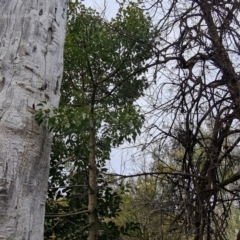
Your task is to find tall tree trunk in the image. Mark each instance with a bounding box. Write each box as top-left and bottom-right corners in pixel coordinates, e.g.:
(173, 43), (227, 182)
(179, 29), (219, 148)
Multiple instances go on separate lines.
(88, 127), (98, 240)
(0, 1), (67, 239)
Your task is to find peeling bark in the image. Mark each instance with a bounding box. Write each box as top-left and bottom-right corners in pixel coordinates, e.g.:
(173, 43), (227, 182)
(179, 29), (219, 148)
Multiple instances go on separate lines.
(0, 1), (67, 239)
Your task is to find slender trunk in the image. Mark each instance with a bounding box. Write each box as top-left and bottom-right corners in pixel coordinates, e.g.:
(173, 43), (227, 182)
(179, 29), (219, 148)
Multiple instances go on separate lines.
(194, 202), (202, 240)
(194, 176), (208, 240)
(0, 1), (67, 239)
(88, 127), (98, 240)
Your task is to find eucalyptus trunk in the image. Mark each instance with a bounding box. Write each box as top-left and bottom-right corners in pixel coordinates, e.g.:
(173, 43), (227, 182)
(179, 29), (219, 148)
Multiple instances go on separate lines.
(0, 1), (67, 239)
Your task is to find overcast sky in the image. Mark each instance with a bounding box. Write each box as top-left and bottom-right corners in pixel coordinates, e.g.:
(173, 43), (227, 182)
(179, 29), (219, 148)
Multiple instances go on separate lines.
(84, 0), (119, 19)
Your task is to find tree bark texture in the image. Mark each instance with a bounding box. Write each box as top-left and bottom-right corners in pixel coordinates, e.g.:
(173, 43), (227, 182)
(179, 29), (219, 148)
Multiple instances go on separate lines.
(0, 1), (67, 239)
(88, 127), (98, 240)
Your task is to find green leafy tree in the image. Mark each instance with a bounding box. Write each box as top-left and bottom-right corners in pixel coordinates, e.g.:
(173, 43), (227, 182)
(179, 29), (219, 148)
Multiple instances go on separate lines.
(37, 2), (157, 240)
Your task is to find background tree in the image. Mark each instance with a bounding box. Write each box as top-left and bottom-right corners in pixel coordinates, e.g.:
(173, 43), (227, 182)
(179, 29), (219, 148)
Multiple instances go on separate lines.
(39, 2), (157, 239)
(0, 1), (67, 239)
(116, 176), (186, 240)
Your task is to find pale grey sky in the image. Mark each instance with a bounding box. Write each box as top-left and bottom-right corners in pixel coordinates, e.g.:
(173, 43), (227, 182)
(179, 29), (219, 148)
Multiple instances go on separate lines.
(84, 0), (119, 19)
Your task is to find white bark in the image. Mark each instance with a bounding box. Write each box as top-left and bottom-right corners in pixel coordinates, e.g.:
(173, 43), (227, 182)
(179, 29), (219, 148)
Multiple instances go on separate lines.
(0, 1), (67, 239)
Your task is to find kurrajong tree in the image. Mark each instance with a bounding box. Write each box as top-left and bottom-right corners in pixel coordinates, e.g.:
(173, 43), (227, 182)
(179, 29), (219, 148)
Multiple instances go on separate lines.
(118, 0), (240, 240)
(39, 2), (157, 240)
